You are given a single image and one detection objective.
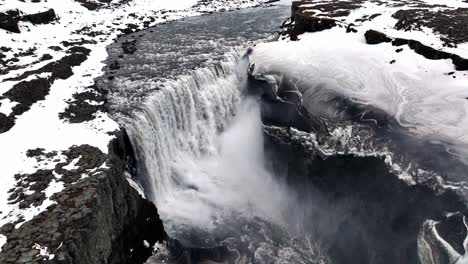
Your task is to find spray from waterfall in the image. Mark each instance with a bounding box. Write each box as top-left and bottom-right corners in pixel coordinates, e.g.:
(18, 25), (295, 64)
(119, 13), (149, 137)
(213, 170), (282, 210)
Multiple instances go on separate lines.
(126, 51), (301, 240)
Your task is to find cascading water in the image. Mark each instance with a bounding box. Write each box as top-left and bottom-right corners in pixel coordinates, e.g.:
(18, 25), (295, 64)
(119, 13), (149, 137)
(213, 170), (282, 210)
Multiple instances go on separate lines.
(126, 51), (322, 263)
(101, 6), (327, 262)
(101, 4), (468, 264)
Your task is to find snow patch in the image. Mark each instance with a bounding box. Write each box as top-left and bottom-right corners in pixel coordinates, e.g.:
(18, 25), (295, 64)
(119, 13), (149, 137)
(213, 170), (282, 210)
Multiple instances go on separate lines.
(33, 243), (55, 260)
(0, 235), (6, 252)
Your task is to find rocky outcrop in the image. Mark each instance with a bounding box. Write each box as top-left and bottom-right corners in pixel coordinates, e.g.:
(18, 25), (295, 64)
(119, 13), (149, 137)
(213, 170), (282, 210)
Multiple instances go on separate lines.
(364, 29), (392, 44)
(0, 10), (21, 33)
(364, 30), (468, 71)
(22, 9), (57, 25)
(0, 9), (57, 33)
(0, 46), (91, 134)
(0, 132), (167, 264)
(392, 8), (468, 46)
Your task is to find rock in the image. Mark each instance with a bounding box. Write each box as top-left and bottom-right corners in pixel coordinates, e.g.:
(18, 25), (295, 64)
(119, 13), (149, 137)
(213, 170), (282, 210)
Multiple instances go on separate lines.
(0, 133), (167, 264)
(392, 8), (468, 46)
(22, 9), (56, 25)
(3, 78), (51, 116)
(288, 14), (337, 40)
(362, 30), (468, 71)
(364, 29), (392, 44)
(392, 38), (468, 71)
(0, 46), (91, 133)
(0, 10), (21, 33)
(109, 60), (120, 70)
(59, 88), (106, 123)
(0, 113), (15, 133)
(40, 53), (53, 61)
(0, 9), (57, 33)
(121, 39), (137, 55)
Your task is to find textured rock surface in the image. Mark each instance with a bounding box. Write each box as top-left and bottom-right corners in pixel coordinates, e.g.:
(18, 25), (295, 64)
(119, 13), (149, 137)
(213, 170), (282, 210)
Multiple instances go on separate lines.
(0, 132), (167, 263)
(0, 9), (57, 34)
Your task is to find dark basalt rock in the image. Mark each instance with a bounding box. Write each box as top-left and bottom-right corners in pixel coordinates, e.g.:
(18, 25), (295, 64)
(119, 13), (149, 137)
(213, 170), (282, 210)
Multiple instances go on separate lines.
(109, 60), (120, 70)
(5, 46), (90, 82)
(291, 0), (363, 18)
(0, 135), (167, 264)
(8, 169), (54, 209)
(288, 15), (337, 41)
(22, 9), (56, 25)
(62, 39), (97, 47)
(393, 38), (468, 71)
(0, 46), (91, 133)
(75, 0), (113, 11)
(0, 8), (57, 33)
(0, 113), (15, 133)
(392, 8), (468, 46)
(40, 53), (53, 61)
(247, 69), (326, 134)
(121, 39), (137, 55)
(285, 1), (347, 40)
(434, 213), (467, 255)
(364, 29), (392, 44)
(3, 77), (51, 116)
(60, 87), (107, 123)
(0, 10), (21, 33)
(363, 30), (468, 71)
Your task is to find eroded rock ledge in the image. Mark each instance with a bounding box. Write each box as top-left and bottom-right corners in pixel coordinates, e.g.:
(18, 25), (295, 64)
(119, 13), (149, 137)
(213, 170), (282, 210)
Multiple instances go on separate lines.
(0, 131), (166, 264)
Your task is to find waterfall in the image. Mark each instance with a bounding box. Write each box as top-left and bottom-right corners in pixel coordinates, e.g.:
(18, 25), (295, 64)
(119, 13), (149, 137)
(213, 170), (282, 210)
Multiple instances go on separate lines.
(125, 51), (290, 234)
(127, 52), (246, 201)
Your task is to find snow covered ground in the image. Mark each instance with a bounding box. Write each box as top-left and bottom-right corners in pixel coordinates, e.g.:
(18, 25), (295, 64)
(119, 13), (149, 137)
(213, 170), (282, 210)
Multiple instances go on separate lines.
(289, 0), (468, 57)
(0, 0), (274, 248)
(250, 0), (468, 199)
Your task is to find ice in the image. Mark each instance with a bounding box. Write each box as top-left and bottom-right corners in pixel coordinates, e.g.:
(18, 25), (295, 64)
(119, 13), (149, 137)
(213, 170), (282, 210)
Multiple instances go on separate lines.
(251, 28), (468, 146)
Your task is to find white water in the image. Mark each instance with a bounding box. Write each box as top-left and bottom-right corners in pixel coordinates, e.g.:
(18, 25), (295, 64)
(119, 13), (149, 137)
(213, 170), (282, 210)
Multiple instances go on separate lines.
(127, 53), (297, 238)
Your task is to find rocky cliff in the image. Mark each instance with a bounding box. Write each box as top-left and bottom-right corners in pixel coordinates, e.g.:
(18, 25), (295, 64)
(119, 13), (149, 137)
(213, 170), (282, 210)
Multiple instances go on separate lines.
(0, 131), (167, 263)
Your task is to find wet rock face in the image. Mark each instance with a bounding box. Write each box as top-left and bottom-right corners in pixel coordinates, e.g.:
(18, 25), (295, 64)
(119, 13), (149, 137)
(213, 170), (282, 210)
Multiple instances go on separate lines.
(0, 134), (166, 264)
(263, 127), (467, 264)
(287, 13), (337, 40)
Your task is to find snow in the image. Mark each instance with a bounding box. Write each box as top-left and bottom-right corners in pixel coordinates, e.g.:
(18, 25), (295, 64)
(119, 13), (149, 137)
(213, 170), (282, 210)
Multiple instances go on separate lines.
(33, 243), (55, 260)
(0, 0), (273, 233)
(0, 98), (17, 116)
(294, 0), (468, 58)
(143, 240), (150, 248)
(251, 28), (468, 146)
